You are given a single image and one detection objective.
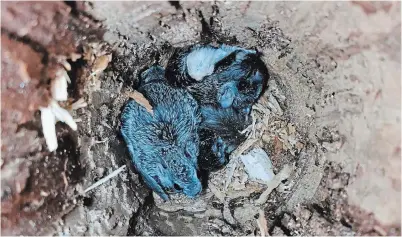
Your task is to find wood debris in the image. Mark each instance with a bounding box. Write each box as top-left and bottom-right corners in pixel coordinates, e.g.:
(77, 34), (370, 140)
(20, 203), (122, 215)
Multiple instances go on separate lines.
(223, 199), (237, 225)
(255, 163), (294, 205)
(257, 209), (269, 237)
(84, 165), (127, 193)
(90, 54), (112, 76)
(209, 183), (225, 202)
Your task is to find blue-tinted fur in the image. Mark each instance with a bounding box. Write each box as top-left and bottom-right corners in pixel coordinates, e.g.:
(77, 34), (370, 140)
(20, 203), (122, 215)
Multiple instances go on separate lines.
(121, 66), (202, 200)
(185, 44), (255, 82)
(198, 105), (251, 170)
(165, 44), (268, 115)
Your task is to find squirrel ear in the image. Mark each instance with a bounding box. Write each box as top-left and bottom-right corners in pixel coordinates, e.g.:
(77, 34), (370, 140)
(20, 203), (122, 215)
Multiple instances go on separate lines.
(139, 65), (165, 87)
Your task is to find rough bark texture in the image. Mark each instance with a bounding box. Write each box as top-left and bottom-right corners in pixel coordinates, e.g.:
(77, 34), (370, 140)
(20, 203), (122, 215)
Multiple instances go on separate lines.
(1, 2), (105, 235)
(1, 1), (400, 236)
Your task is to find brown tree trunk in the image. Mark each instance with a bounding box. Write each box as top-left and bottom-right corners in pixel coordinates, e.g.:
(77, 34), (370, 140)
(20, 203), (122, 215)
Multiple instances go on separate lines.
(1, 2), (104, 235)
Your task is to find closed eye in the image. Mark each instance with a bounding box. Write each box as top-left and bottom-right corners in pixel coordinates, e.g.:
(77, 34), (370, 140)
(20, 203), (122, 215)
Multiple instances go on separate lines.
(238, 80), (249, 90)
(214, 52), (236, 73)
(174, 183), (183, 191)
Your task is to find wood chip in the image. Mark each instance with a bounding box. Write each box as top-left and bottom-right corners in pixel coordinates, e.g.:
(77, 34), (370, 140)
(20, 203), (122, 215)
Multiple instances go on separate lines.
(62, 158), (69, 191)
(253, 103), (271, 116)
(224, 156), (240, 191)
(70, 98), (88, 111)
(226, 185), (264, 199)
(223, 199), (237, 225)
(287, 123), (296, 135)
(209, 183), (225, 202)
(224, 138), (258, 191)
(127, 90), (154, 115)
(84, 165), (126, 193)
(295, 142), (304, 152)
(257, 209), (269, 237)
(255, 163), (293, 205)
(231, 138), (258, 158)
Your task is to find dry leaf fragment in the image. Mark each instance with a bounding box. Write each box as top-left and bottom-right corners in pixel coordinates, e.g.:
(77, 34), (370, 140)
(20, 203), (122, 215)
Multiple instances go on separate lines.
(91, 54), (112, 76)
(127, 90), (154, 115)
(273, 136), (283, 155)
